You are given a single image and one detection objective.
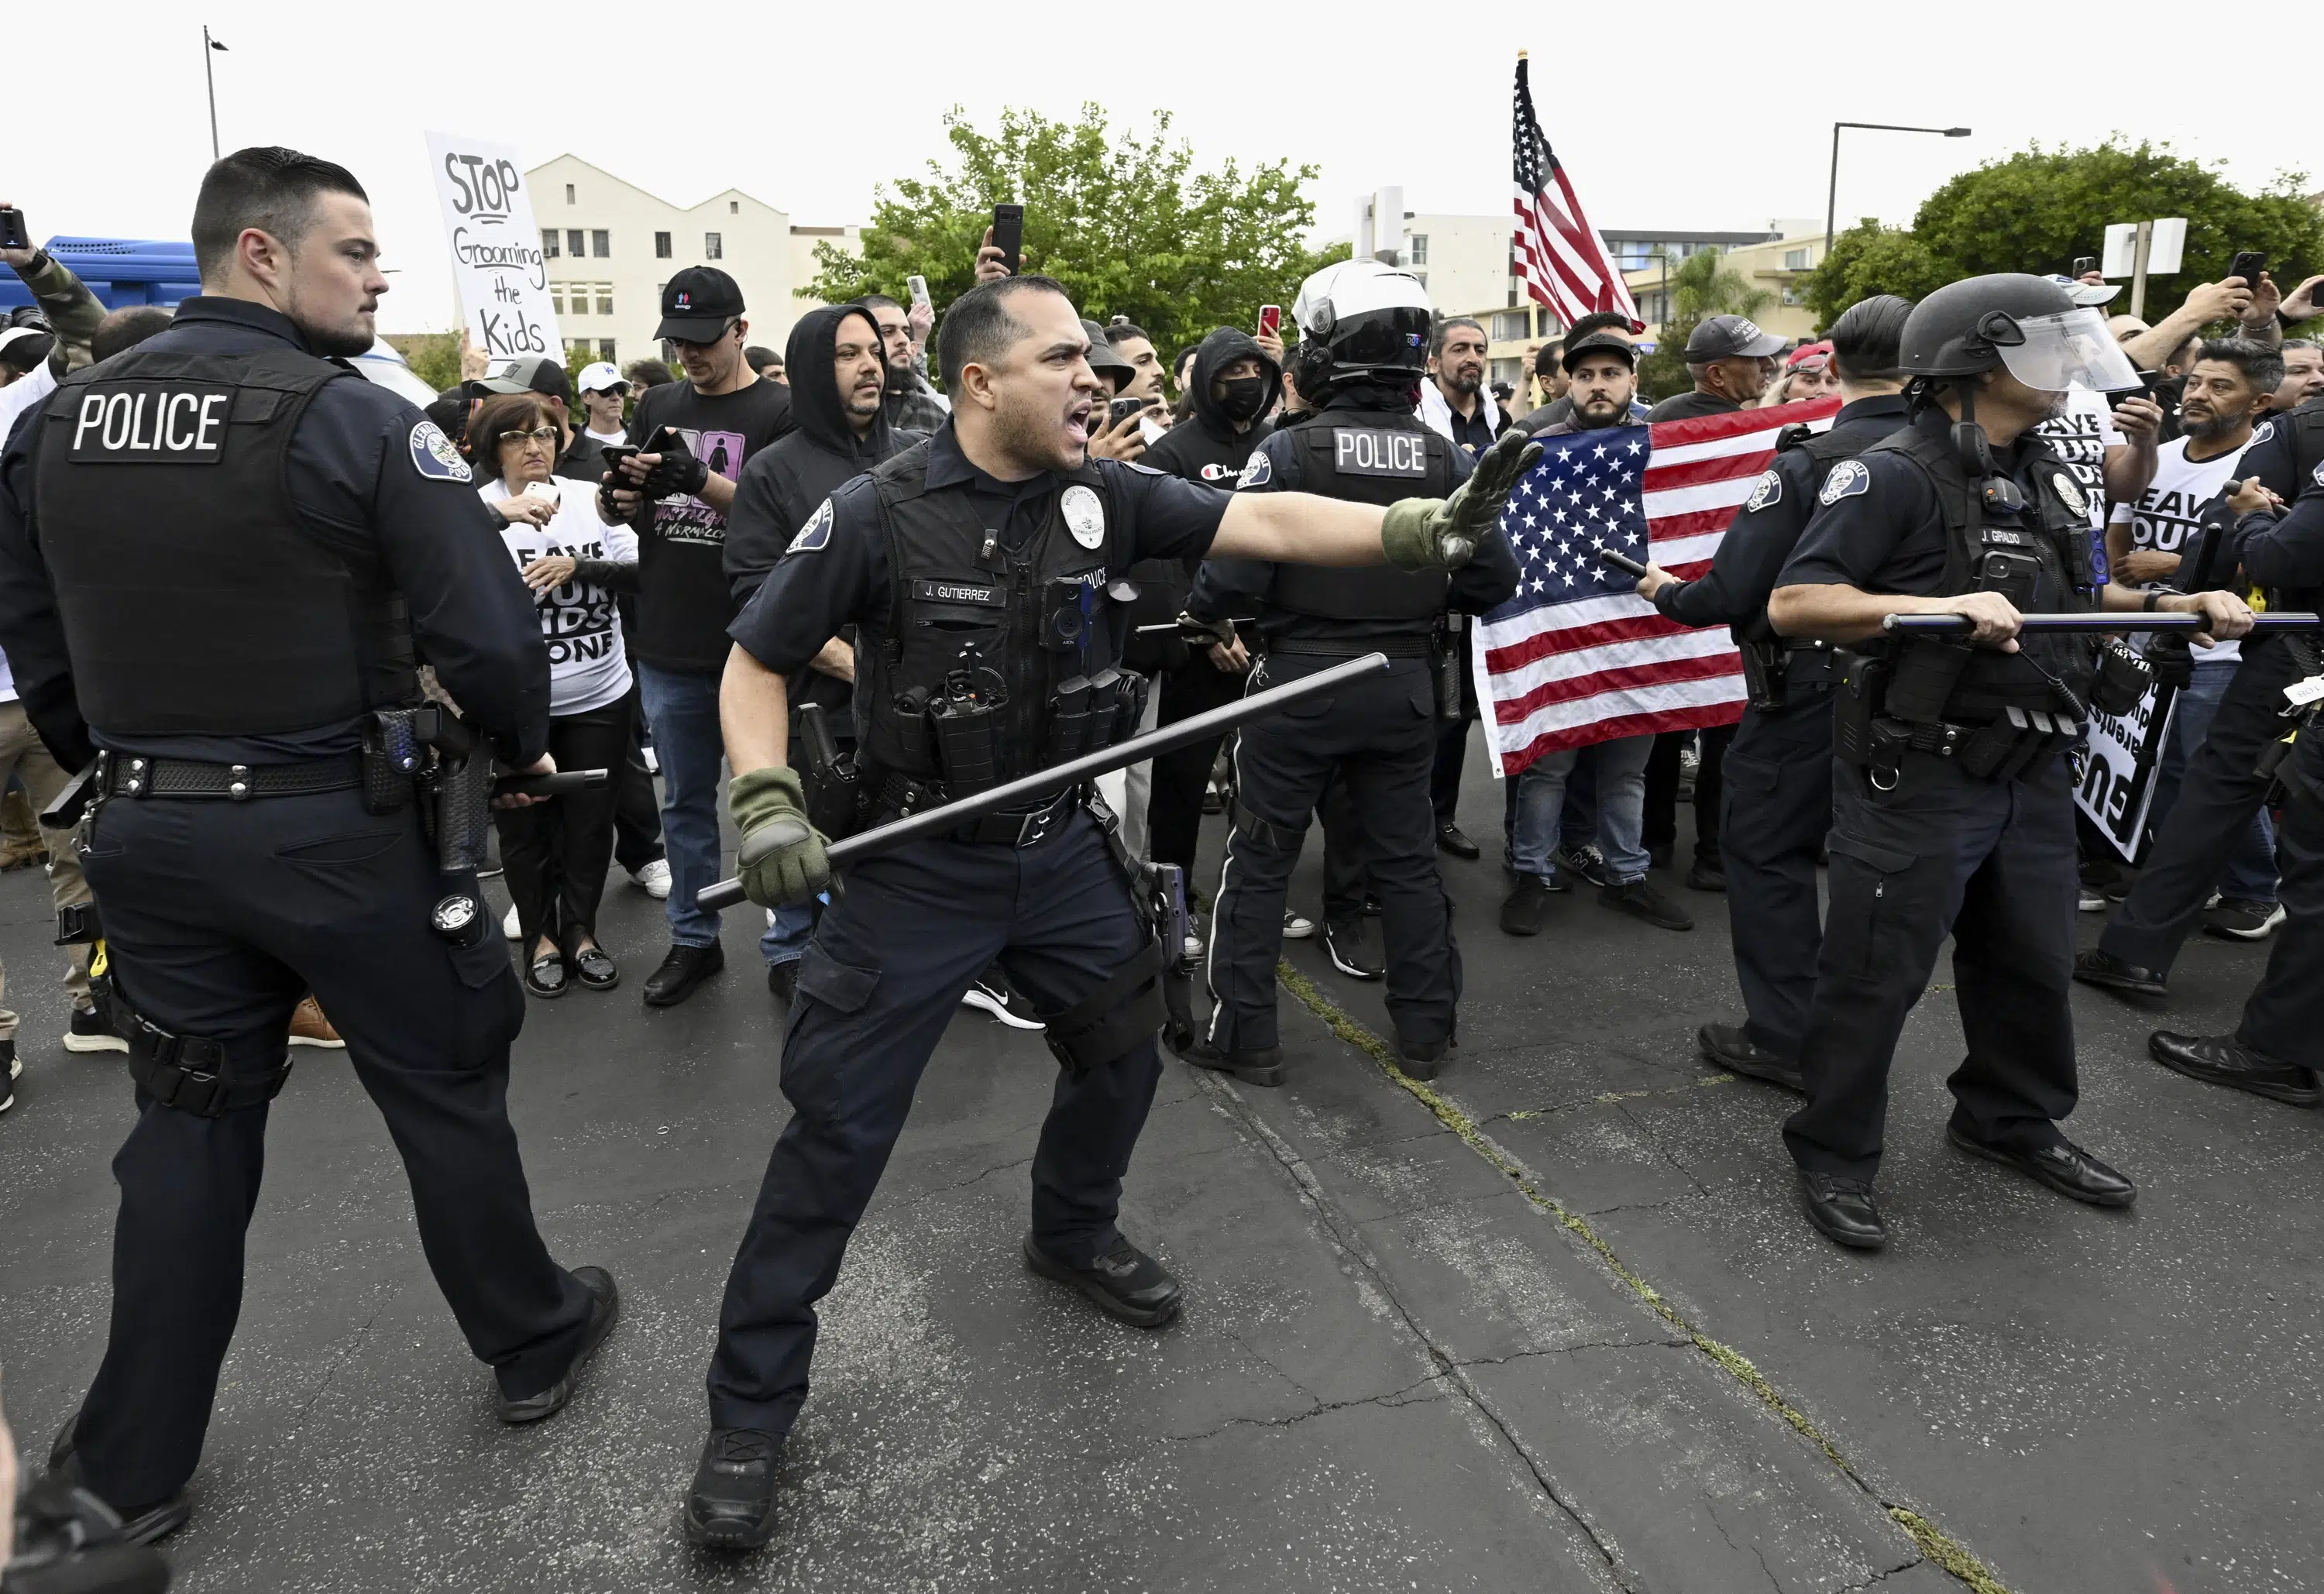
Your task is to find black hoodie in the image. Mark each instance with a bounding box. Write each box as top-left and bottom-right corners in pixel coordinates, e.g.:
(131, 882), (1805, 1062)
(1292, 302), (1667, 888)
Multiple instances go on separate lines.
(1126, 328), (1282, 669)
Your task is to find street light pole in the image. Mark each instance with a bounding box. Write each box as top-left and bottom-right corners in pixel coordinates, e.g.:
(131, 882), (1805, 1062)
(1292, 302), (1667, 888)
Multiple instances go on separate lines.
(1825, 122), (1973, 256)
(201, 26), (225, 161)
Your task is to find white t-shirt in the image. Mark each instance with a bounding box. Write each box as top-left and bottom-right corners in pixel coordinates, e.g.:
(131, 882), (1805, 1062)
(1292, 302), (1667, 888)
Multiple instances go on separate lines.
(583, 426), (627, 447)
(481, 475), (638, 714)
(2109, 428), (2259, 663)
(2032, 386), (2124, 543)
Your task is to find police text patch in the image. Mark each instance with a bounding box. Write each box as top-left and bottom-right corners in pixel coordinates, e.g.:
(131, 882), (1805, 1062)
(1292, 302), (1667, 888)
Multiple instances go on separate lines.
(1743, 469), (1782, 514)
(410, 420), (472, 482)
(1330, 428), (1428, 478)
(1819, 459), (1870, 505)
(67, 383), (233, 465)
(788, 498), (834, 554)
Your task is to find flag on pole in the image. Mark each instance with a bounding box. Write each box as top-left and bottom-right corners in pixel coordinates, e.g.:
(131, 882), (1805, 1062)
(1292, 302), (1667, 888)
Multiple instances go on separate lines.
(1511, 54), (1639, 332)
(1473, 397), (1841, 778)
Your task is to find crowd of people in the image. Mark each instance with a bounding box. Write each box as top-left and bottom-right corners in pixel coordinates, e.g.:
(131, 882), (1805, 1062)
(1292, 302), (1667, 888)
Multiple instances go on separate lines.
(2, 141), (2322, 1564)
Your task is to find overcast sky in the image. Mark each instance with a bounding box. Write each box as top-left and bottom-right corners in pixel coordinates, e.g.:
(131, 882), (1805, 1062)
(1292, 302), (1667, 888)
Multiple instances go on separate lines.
(11, 0), (2312, 333)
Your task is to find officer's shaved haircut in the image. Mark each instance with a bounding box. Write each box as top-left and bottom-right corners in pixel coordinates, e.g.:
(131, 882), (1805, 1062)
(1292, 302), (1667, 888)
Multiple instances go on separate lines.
(1827, 294), (1913, 384)
(191, 146), (370, 282)
(937, 276), (1071, 391)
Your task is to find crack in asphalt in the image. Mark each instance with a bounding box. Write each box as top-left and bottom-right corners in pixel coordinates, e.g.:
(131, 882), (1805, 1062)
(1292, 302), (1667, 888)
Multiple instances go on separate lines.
(1162, 1373), (1450, 1447)
(1840, 1556), (1930, 1592)
(1707, 1495), (1786, 1593)
(1611, 1101), (1715, 1198)
(894, 1155), (1033, 1210)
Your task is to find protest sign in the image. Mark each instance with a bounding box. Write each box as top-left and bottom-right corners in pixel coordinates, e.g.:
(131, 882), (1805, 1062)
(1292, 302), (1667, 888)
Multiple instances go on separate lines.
(424, 132), (562, 372)
(2075, 682), (2176, 862)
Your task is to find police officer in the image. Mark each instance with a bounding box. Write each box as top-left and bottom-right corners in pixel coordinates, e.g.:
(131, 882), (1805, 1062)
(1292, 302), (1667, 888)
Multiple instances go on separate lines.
(686, 274), (1532, 1547)
(0, 149), (617, 1541)
(1188, 260), (1518, 1087)
(1765, 273), (2251, 1251)
(1633, 296), (1915, 1091)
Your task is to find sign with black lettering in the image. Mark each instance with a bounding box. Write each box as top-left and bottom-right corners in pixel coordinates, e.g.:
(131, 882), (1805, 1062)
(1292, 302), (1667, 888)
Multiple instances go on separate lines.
(1331, 428), (1428, 478)
(425, 131), (563, 373)
(65, 383), (233, 465)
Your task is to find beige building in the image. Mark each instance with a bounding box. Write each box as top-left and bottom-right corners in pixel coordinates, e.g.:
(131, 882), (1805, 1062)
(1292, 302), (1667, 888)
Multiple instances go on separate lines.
(1625, 225), (1830, 355)
(524, 154), (857, 366)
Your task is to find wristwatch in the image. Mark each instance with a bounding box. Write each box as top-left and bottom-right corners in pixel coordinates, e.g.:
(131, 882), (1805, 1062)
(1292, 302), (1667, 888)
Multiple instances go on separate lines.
(2144, 587), (2181, 612)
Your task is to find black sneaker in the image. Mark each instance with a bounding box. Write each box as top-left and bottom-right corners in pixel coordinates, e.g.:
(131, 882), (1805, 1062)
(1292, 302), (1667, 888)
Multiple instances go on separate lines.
(641, 941), (724, 1008)
(63, 1004), (128, 1055)
(1599, 878), (1693, 931)
(767, 960), (799, 1005)
(1, 1039), (17, 1112)
(495, 1266), (620, 1423)
(1174, 1036), (1284, 1087)
(1685, 859), (1727, 892)
(1551, 843), (1610, 888)
(2203, 898), (2286, 941)
(1500, 875), (1554, 936)
(962, 964), (1043, 1029)
(1324, 914), (1385, 980)
(1397, 1034), (1452, 1082)
(685, 1427), (783, 1551)
(2072, 949), (2166, 998)
(1023, 1232), (1182, 1327)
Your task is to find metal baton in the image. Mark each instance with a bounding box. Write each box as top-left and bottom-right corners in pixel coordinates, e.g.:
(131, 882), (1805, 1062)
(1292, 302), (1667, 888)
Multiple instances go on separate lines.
(696, 651), (1393, 912)
(1882, 612), (2323, 634)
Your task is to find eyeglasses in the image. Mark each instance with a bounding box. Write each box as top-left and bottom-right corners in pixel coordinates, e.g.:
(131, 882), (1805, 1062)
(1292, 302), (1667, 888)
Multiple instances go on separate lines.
(500, 426), (560, 447)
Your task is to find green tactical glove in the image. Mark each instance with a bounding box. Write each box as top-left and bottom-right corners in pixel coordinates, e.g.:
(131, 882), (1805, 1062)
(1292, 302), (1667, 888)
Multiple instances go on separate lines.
(1380, 428), (1543, 570)
(730, 765), (830, 909)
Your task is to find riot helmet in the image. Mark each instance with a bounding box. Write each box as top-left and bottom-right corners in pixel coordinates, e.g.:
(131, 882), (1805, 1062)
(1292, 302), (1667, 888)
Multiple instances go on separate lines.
(1290, 258), (1432, 396)
(1899, 273), (2140, 394)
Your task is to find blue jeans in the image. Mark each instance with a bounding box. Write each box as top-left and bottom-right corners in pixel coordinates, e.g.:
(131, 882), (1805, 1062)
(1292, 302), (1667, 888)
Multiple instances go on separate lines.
(637, 661), (798, 962)
(1502, 743), (1600, 862)
(1511, 734), (1653, 882)
(2150, 661), (2277, 905)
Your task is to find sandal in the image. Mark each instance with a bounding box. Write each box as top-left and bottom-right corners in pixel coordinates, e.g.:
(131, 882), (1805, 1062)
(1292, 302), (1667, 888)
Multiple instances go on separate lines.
(572, 945), (619, 991)
(524, 951), (569, 999)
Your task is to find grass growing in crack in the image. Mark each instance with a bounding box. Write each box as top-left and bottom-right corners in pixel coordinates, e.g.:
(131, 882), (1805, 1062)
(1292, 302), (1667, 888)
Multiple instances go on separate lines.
(1271, 959), (2013, 1594)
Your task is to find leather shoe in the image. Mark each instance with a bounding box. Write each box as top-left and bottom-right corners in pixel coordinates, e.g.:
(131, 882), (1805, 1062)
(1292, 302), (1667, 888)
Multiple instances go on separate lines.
(2148, 1030), (2322, 1107)
(1435, 822), (1481, 861)
(46, 1419), (192, 1545)
(523, 951), (569, 999)
(1023, 1232), (1182, 1327)
(1684, 860), (1727, 892)
(642, 940), (724, 1007)
(496, 1266), (619, 1423)
(2071, 949), (2166, 998)
(1397, 1035), (1452, 1082)
(572, 945), (618, 991)
(1799, 1172), (1886, 1249)
(685, 1427), (782, 1551)
(1174, 1036), (1284, 1087)
(1946, 1125), (2135, 1208)
(1697, 1022), (1803, 1093)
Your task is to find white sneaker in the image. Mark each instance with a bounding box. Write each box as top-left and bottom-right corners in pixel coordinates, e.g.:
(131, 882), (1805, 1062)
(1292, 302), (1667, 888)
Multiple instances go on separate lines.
(961, 967), (1043, 1029)
(642, 745), (660, 775)
(2076, 887), (2106, 913)
(630, 858), (673, 900)
(1281, 910), (1316, 940)
(504, 902), (521, 940)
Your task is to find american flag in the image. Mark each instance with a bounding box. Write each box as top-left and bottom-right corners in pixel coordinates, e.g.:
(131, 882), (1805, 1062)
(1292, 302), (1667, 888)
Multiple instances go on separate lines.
(1474, 398), (1841, 778)
(1511, 55), (1639, 330)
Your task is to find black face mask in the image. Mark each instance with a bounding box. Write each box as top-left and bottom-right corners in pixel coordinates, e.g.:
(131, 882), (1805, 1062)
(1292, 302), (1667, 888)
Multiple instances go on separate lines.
(1215, 376), (1270, 422)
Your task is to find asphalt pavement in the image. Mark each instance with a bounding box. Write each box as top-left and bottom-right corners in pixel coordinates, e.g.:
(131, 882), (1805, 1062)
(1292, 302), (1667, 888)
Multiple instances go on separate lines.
(1, 742), (2315, 1594)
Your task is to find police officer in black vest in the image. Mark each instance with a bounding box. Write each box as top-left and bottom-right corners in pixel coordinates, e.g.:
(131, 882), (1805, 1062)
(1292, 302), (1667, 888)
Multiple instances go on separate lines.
(1765, 274), (2251, 1251)
(1633, 296), (1915, 1092)
(0, 149), (617, 1541)
(687, 273), (1534, 1547)
(1188, 260), (1518, 1087)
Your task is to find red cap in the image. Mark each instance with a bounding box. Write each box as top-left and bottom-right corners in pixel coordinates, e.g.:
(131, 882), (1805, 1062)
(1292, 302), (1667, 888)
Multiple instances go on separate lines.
(1787, 340), (1833, 370)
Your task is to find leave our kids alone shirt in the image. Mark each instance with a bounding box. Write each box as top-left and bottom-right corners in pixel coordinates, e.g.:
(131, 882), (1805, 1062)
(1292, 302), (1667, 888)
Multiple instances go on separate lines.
(482, 475), (638, 713)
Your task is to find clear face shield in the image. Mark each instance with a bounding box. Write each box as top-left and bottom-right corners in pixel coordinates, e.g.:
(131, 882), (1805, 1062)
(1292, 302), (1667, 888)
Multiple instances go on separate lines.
(1991, 306), (2144, 395)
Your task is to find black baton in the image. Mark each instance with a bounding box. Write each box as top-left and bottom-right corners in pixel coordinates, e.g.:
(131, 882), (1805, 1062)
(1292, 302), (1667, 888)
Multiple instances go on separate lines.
(1882, 612), (2322, 634)
(1596, 546), (1649, 579)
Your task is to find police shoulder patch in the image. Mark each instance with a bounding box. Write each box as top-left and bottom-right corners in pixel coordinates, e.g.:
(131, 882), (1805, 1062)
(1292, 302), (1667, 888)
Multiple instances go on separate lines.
(1743, 468), (1783, 514)
(788, 497), (835, 555)
(2250, 418), (2275, 447)
(409, 420), (471, 483)
(1237, 448), (1274, 490)
(1819, 458), (1870, 506)
(2312, 458), (2324, 489)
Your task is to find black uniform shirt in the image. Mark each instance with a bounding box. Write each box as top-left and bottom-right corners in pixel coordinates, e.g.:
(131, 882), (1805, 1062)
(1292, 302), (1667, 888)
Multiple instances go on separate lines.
(2234, 454), (2324, 592)
(730, 421), (1231, 677)
(1659, 394), (1910, 628)
(0, 296), (550, 768)
(2233, 407), (2309, 502)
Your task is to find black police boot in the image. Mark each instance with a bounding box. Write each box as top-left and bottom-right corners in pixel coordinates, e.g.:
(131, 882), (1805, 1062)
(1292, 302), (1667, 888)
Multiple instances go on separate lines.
(2071, 949), (2166, 998)
(1697, 1022), (1803, 1093)
(1945, 1122), (2136, 1208)
(2148, 1031), (2323, 1107)
(1798, 1172), (1886, 1250)
(1324, 914), (1385, 980)
(643, 941), (725, 1007)
(1174, 1036), (1285, 1087)
(684, 1427), (783, 1551)
(1435, 822), (1481, 861)
(767, 960), (798, 1005)
(1684, 858), (1727, 892)
(46, 1418), (191, 1546)
(1396, 1035), (1453, 1083)
(496, 1266), (620, 1423)
(1023, 1232), (1182, 1327)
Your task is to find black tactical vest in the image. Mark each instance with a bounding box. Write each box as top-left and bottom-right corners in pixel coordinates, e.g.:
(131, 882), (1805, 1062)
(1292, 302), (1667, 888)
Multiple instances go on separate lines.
(34, 344), (418, 737)
(1781, 408), (1910, 476)
(1272, 411), (1455, 627)
(1864, 421), (2100, 713)
(2290, 401), (2324, 488)
(858, 439), (1122, 782)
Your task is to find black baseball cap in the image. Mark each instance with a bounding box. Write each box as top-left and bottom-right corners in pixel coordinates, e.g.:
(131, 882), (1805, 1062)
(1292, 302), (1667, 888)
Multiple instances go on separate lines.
(477, 354), (572, 403)
(655, 266), (745, 343)
(1684, 314), (1786, 362)
(1562, 331), (1637, 372)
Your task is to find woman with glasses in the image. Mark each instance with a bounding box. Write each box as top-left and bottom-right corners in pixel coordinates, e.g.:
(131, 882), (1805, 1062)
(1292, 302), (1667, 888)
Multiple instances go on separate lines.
(469, 392), (639, 998)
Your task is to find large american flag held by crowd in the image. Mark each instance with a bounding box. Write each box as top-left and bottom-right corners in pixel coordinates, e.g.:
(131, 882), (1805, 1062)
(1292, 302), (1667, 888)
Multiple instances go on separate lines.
(1510, 53), (1638, 328)
(1474, 398), (1842, 778)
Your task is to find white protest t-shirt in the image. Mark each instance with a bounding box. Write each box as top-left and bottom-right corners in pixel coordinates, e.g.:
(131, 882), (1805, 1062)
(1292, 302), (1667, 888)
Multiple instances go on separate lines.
(481, 475), (638, 714)
(2109, 428), (2259, 662)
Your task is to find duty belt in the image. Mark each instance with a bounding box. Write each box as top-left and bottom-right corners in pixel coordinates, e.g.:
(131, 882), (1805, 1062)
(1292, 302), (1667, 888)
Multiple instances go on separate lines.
(98, 750), (363, 801)
(875, 771), (1081, 847)
(1270, 634), (1433, 659)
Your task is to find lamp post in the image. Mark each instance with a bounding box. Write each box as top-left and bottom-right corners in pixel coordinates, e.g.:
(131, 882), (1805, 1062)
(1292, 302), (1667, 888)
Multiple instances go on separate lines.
(201, 27), (228, 161)
(1825, 122), (1971, 256)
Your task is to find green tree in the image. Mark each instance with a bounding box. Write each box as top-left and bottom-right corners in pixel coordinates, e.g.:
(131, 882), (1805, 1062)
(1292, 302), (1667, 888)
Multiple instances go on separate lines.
(394, 329), (463, 393)
(1638, 248), (1779, 401)
(804, 105), (1346, 375)
(1800, 139), (2324, 332)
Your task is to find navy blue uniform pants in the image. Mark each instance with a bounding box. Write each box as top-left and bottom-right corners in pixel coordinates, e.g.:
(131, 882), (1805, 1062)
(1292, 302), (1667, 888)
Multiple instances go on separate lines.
(70, 788), (593, 1508)
(1205, 654), (1459, 1052)
(1719, 694), (1834, 1057)
(706, 809), (1164, 1435)
(2236, 768), (2324, 1064)
(1783, 754), (2081, 1181)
